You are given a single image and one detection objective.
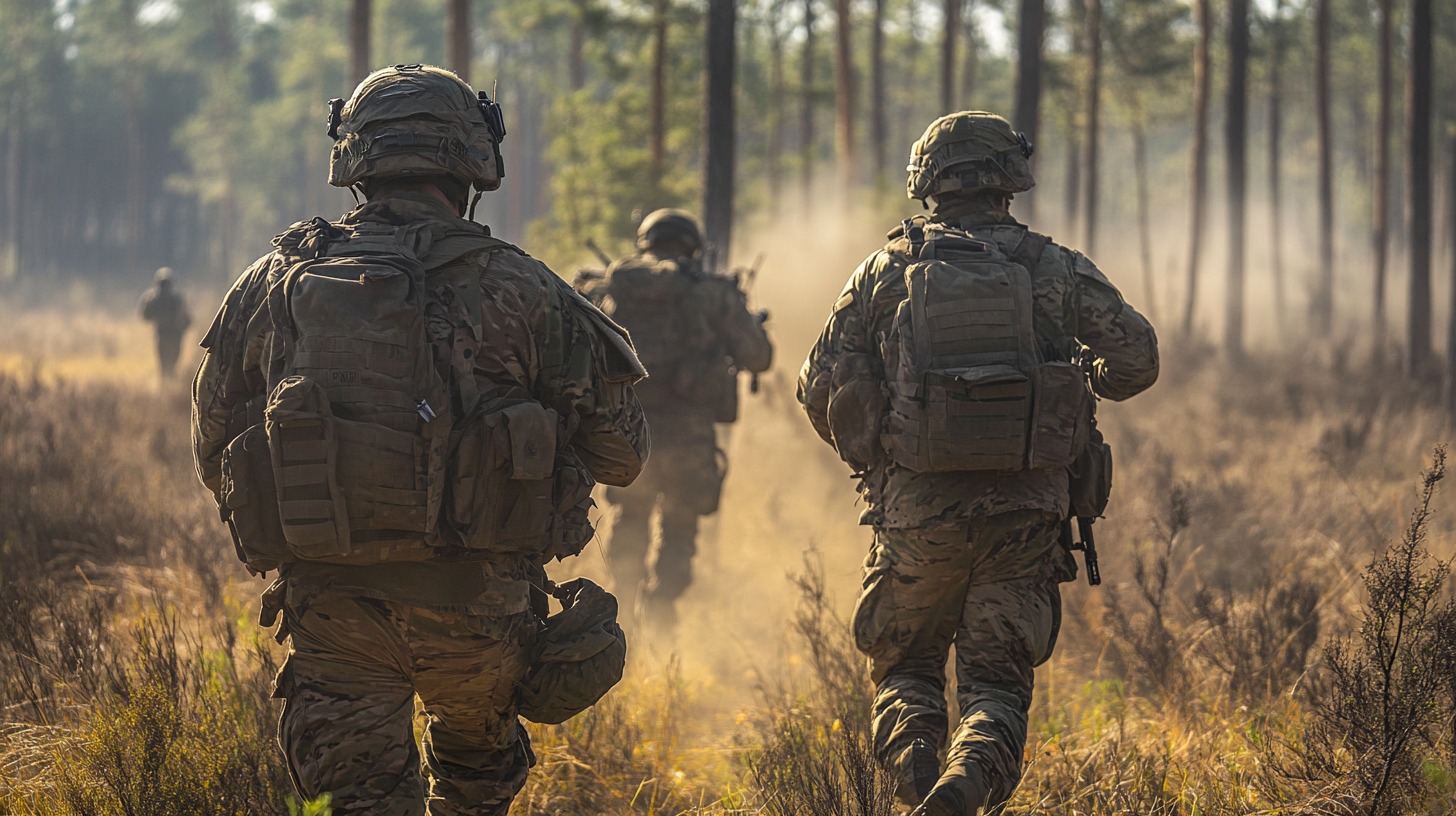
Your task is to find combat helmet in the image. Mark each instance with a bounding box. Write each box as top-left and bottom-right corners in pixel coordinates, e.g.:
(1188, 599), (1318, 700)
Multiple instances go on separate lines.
(517, 578), (627, 725)
(905, 111), (1035, 204)
(636, 209), (703, 255)
(328, 64), (506, 194)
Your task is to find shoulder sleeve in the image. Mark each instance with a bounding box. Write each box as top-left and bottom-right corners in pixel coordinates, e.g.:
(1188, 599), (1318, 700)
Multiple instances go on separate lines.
(797, 250), (888, 447)
(717, 278), (773, 374)
(523, 257), (650, 488)
(191, 254), (278, 497)
(1065, 248), (1160, 401)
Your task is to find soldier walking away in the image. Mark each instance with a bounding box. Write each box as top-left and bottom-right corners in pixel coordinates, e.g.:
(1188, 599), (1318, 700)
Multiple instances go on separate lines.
(138, 267), (191, 379)
(583, 209), (772, 632)
(191, 65), (649, 815)
(797, 111), (1158, 815)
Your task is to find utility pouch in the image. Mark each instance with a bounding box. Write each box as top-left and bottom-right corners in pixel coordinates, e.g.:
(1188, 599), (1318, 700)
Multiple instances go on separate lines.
(1068, 425), (1113, 518)
(547, 457), (598, 562)
(266, 375), (351, 558)
(826, 352), (888, 471)
(449, 399), (559, 554)
(1030, 362), (1094, 470)
(711, 366), (740, 424)
(219, 423), (289, 573)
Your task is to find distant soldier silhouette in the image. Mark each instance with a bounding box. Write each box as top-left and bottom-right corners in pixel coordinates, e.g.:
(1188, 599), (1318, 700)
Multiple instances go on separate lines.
(799, 111), (1159, 815)
(583, 209), (772, 630)
(137, 267), (191, 378)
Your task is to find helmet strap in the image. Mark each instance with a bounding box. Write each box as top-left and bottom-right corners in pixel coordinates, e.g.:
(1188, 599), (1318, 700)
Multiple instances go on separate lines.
(467, 189), (483, 221)
(349, 184), (364, 207)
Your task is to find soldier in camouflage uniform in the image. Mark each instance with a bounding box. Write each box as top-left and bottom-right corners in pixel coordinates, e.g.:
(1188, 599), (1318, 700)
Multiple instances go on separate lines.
(138, 267), (192, 378)
(191, 65), (648, 815)
(798, 112), (1158, 815)
(585, 210), (772, 629)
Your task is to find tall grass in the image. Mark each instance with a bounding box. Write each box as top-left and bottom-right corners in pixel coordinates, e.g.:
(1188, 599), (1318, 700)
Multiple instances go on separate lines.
(1, 344), (1455, 815)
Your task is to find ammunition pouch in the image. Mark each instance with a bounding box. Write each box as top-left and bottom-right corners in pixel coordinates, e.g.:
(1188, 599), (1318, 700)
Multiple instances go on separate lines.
(826, 352), (887, 471)
(1068, 425), (1113, 518)
(219, 423), (289, 574)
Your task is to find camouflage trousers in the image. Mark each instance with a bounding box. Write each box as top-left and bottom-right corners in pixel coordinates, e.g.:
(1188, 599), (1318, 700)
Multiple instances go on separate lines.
(604, 419), (723, 609)
(274, 592), (535, 815)
(852, 511), (1074, 812)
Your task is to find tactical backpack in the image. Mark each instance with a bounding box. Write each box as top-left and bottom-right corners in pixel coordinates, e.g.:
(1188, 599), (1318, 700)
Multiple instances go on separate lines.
(598, 258), (737, 419)
(880, 220), (1093, 473)
(217, 218), (593, 573)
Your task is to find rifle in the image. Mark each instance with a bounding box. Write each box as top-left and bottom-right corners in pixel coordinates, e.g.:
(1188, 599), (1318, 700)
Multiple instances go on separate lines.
(584, 238), (613, 268)
(1060, 517), (1101, 586)
(735, 253), (768, 395)
(1064, 343), (1107, 586)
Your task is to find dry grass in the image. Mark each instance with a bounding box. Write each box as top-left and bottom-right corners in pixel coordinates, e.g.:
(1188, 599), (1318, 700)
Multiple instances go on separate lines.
(0, 303), (1454, 816)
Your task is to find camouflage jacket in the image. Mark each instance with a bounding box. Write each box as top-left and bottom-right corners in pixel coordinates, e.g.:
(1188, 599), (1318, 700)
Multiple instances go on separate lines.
(797, 208), (1158, 528)
(590, 251), (772, 423)
(192, 192), (650, 559)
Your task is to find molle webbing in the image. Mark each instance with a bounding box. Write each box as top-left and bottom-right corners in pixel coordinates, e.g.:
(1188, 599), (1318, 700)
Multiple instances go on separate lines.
(882, 225), (1088, 474)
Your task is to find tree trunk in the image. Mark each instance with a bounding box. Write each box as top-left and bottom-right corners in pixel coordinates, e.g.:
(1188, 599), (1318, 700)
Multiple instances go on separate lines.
(650, 0), (669, 188)
(1012, 0), (1046, 218)
(1082, 0), (1101, 254)
(1225, 0), (1249, 357)
(1373, 0), (1394, 351)
(1407, 0), (1433, 372)
(3, 79), (24, 281)
(351, 0), (371, 83)
(800, 0), (816, 196)
(941, 0), (959, 112)
(1132, 98), (1156, 322)
(122, 0), (143, 274)
(961, 0), (977, 102)
(448, 0), (470, 82)
(870, 0), (886, 176)
(768, 0), (787, 208)
(704, 0), (736, 272)
(1268, 0), (1287, 332)
(1181, 0), (1211, 336)
(570, 2), (586, 90)
(1311, 0), (1334, 336)
(1446, 134), (1456, 413)
(833, 0), (854, 195)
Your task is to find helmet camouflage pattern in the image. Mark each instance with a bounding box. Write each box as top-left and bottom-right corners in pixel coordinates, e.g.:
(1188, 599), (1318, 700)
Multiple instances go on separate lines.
(328, 64), (506, 191)
(905, 111), (1035, 202)
(636, 208), (703, 254)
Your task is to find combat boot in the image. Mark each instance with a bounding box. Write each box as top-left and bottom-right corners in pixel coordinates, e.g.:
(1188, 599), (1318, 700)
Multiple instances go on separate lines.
(909, 769), (990, 816)
(891, 738), (942, 810)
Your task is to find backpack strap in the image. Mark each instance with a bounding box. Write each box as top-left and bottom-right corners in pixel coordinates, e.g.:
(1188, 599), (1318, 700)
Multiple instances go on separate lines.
(1010, 230), (1051, 277)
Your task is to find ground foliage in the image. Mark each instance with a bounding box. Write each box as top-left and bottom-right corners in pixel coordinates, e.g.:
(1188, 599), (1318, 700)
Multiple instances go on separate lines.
(0, 325), (1455, 815)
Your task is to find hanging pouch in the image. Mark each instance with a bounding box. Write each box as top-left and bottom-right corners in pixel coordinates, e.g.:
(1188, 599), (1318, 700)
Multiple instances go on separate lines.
(449, 398), (559, 555)
(1028, 362), (1093, 470)
(219, 423), (289, 574)
(266, 375), (351, 558)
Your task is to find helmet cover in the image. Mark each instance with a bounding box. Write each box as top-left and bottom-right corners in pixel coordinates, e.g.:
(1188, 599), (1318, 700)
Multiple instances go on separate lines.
(328, 64), (506, 192)
(906, 111), (1035, 202)
(635, 208), (703, 254)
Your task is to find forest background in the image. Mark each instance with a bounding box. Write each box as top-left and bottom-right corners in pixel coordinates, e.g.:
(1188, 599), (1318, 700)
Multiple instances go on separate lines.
(3, 0), (1456, 360)
(5, 1), (1456, 815)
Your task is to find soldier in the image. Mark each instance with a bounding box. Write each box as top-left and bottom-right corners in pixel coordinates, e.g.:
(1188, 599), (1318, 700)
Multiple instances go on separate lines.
(137, 266), (192, 378)
(797, 112), (1158, 815)
(584, 210), (772, 630)
(191, 65), (648, 815)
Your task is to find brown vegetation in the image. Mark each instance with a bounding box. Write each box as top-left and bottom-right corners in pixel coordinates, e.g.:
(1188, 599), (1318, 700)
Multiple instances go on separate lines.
(1, 307), (1455, 815)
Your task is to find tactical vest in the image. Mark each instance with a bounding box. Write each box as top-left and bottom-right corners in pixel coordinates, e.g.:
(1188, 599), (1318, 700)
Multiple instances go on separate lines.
(880, 219), (1092, 473)
(218, 217), (593, 573)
